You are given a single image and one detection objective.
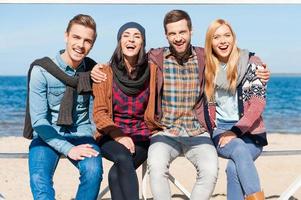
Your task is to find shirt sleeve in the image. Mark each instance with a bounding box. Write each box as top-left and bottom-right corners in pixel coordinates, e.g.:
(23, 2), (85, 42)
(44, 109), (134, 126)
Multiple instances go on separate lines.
(230, 63), (267, 136)
(29, 66), (74, 156)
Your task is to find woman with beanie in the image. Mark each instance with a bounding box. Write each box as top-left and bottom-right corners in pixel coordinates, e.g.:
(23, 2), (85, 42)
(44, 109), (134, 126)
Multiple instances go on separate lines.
(204, 19), (267, 200)
(92, 22), (155, 200)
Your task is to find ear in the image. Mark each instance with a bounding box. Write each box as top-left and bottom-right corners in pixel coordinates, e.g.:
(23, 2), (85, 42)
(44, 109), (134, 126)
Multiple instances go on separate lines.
(64, 32), (68, 43)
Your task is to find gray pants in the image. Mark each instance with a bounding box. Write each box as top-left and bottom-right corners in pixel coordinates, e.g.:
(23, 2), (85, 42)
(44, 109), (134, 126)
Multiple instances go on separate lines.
(147, 131), (218, 200)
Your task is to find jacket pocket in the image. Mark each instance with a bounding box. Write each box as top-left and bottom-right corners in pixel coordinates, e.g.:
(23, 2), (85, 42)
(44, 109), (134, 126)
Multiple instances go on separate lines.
(47, 86), (65, 106)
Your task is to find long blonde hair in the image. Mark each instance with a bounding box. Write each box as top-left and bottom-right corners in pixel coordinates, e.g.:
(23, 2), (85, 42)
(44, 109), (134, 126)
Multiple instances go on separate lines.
(204, 19), (240, 102)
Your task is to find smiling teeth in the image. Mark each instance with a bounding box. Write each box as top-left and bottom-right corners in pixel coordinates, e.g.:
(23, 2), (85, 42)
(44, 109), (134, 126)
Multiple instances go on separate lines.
(74, 49), (83, 54)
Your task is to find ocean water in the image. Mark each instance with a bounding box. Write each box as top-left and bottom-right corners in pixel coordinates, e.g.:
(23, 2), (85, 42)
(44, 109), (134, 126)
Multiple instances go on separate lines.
(0, 75), (300, 136)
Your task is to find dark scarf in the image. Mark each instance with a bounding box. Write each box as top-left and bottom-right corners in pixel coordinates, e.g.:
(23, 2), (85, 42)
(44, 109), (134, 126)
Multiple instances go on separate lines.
(169, 45), (192, 65)
(23, 56), (96, 139)
(111, 60), (150, 96)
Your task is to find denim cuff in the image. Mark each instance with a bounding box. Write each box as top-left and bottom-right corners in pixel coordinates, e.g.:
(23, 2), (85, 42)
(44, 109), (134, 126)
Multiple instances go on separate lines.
(61, 142), (75, 157)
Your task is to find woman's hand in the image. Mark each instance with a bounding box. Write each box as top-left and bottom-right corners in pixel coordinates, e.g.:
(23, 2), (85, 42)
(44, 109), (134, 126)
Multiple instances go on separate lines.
(256, 63), (270, 84)
(115, 136), (135, 154)
(91, 63), (107, 83)
(218, 131), (237, 148)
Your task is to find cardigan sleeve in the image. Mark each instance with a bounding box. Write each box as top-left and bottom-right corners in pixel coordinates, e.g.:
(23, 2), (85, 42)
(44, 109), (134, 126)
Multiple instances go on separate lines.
(230, 62), (267, 136)
(92, 67), (123, 140)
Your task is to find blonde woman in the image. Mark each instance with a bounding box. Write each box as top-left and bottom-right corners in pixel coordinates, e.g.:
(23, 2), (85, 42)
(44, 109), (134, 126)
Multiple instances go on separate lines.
(204, 19), (267, 200)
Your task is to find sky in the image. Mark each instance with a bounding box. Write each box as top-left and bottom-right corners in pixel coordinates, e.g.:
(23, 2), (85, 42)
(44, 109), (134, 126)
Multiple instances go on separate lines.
(0, 3), (300, 75)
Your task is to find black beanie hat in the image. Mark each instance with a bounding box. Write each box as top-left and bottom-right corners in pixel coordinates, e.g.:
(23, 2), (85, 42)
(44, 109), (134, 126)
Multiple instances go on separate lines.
(117, 22), (146, 47)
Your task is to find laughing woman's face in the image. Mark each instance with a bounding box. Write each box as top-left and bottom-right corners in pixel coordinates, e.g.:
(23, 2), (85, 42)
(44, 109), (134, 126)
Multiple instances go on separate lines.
(212, 24), (234, 63)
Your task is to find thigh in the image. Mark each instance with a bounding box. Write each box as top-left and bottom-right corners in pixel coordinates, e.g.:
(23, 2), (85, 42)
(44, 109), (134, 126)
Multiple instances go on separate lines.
(216, 137), (246, 159)
(99, 136), (132, 162)
(132, 141), (150, 169)
(241, 136), (263, 160)
(67, 136), (102, 169)
(29, 137), (60, 175)
(184, 133), (218, 170)
(217, 136), (262, 160)
(148, 133), (182, 166)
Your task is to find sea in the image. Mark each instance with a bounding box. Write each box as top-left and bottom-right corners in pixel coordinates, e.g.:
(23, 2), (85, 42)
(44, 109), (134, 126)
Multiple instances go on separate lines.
(0, 75), (301, 137)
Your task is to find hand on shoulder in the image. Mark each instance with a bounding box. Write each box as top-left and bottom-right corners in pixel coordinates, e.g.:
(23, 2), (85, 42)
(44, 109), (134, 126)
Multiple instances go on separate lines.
(91, 63), (108, 83)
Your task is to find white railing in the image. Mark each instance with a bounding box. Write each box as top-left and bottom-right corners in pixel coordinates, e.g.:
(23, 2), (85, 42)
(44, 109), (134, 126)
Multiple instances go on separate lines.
(1, 150), (301, 200)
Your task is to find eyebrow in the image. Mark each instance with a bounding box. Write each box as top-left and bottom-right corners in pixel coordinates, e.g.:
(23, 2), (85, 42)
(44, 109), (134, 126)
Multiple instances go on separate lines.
(123, 31), (141, 35)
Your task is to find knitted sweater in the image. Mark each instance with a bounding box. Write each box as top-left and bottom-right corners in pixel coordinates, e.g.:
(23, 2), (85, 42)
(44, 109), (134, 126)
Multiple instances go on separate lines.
(208, 58), (268, 146)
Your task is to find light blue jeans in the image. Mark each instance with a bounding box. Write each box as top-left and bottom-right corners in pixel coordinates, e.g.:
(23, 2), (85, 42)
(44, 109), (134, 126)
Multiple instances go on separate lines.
(29, 137), (103, 200)
(147, 131), (218, 200)
(213, 122), (263, 200)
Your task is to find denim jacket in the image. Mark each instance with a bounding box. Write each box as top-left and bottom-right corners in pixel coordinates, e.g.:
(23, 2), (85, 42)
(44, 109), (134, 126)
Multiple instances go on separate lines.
(29, 51), (92, 156)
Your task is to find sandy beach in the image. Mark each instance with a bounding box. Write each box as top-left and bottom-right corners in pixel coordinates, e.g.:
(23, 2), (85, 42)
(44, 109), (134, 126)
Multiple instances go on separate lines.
(0, 133), (301, 200)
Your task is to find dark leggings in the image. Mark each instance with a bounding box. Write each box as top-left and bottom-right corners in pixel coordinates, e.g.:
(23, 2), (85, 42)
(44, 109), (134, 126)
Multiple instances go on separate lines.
(99, 135), (149, 200)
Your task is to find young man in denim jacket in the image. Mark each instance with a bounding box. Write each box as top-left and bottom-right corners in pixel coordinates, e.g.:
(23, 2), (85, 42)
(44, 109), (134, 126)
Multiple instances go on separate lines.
(27, 14), (102, 200)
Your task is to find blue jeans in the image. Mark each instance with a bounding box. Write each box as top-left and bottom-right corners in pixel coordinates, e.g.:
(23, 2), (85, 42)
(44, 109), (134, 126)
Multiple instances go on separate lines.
(213, 123), (263, 200)
(29, 137), (103, 200)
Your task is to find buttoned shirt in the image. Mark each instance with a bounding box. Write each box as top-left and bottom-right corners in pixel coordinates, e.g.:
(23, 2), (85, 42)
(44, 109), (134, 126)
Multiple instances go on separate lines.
(29, 51), (92, 156)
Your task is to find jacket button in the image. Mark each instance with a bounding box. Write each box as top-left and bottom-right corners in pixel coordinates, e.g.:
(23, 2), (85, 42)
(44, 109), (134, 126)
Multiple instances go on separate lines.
(239, 96), (242, 100)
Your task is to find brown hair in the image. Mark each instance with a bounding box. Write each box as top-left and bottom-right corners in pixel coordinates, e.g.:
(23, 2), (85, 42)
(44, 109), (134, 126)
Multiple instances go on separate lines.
(204, 19), (240, 102)
(66, 14), (97, 42)
(163, 10), (192, 33)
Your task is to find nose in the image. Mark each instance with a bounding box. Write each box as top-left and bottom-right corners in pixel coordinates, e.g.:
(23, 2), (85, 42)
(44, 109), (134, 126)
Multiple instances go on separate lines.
(77, 39), (85, 48)
(220, 36), (226, 44)
(128, 35), (135, 42)
(175, 34), (182, 42)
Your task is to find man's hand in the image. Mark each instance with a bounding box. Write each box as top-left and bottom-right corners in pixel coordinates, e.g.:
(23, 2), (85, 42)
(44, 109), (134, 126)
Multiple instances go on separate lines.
(91, 63), (107, 83)
(218, 131), (237, 148)
(115, 136), (135, 154)
(256, 63), (270, 84)
(68, 144), (99, 161)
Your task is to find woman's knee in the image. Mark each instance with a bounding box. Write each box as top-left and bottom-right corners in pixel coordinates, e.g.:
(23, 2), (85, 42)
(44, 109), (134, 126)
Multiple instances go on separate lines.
(224, 139), (250, 158)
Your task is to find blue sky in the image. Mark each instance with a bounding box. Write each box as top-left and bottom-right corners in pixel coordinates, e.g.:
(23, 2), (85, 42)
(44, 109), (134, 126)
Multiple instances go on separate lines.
(0, 4), (300, 75)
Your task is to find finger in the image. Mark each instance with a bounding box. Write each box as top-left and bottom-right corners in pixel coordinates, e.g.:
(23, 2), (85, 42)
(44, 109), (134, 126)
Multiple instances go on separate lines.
(218, 138), (223, 147)
(73, 154), (85, 161)
(129, 139), (135, 153)
(82, 147), (99, 157)
(219, 142), (225, 148)
(78, 155), (86, 160)
(92, 74), (107, 83)
(79, 150), (97, 158)
(130, 145), (135, 153)
(96, 64), (104, 69)
(83, 144), (93, 148)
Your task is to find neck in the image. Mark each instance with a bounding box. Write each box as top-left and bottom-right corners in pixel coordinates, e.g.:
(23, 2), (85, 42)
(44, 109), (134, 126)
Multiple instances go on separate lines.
(124, 56), (137, 73)
(61, 51), (81, 70)
(218, 56), (229, 64)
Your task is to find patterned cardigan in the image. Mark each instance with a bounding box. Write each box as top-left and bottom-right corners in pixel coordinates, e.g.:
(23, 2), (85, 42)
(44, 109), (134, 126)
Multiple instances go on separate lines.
(208, 61), (268, 146)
